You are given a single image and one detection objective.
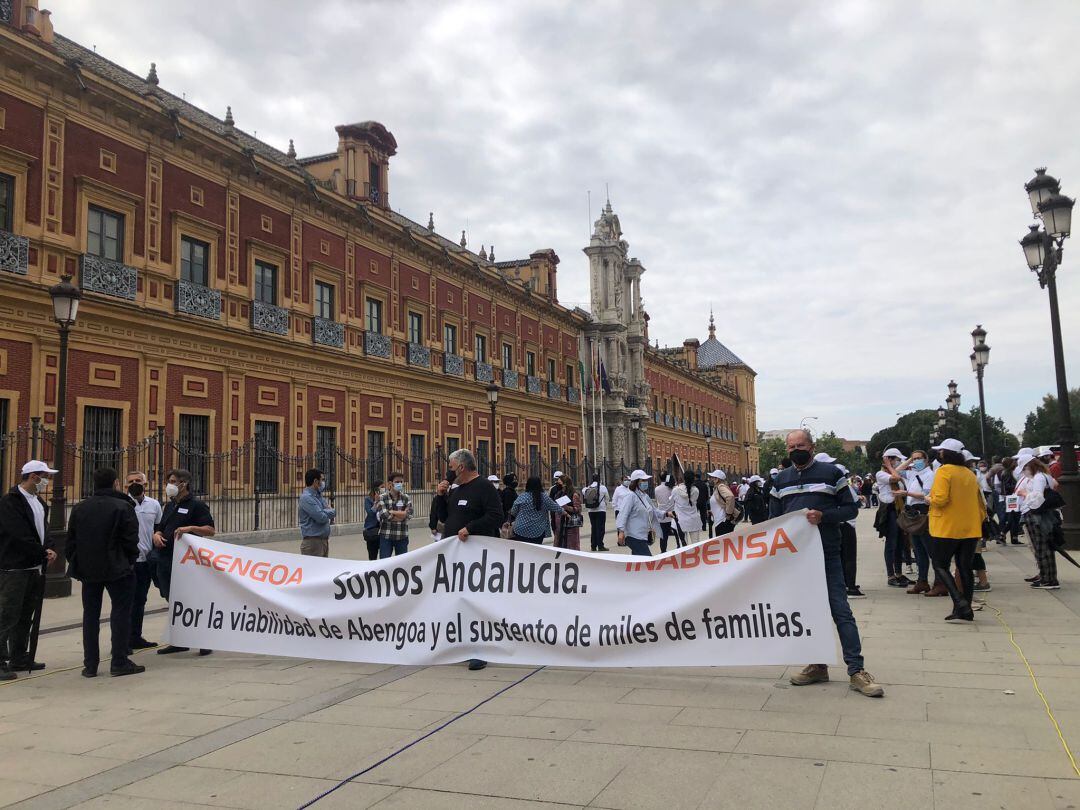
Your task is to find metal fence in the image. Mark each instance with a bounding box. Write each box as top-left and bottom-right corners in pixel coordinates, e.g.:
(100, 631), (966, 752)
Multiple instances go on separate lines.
(0, 421), (728, 534)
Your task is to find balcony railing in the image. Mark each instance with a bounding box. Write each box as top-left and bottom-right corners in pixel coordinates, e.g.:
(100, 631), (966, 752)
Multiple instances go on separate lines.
(547, 381), (561, 400)
(475, 361), (494, 383)
(408, 342), (431, 368)
(80, 254), (136, 300)
(175, 280), (221, 320)
(501, 368), (519, 389)
(526, 375), (542, 395)
(313, 317), (344, 348)
(567, 386), (580, 404)
(364, 331), (391, 359)
(0, 230), (29, 275)
(252, 300), (289, 335)
(443, 353), (464, 376)
(624, 396), (640, 409)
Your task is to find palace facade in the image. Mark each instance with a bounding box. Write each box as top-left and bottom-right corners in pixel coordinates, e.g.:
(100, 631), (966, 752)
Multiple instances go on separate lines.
(0, 0), (756, 496)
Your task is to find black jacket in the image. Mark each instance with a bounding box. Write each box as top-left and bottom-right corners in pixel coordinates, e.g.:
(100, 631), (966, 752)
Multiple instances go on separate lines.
(443, 476), (504, 537)
(0, 486), (50, 569)
(66, 489), (139, 582)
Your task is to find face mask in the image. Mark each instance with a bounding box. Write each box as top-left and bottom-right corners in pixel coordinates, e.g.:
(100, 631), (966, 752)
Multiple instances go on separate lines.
(638, 481), (649, 491)
(912, 460), (927, 471)
(788, 449), (812, 467)
(446, 469), (457, 484)
(393, 482), (404, 492)
(128, 483), (145, 499)
(623, 480), (631, 488)
(35, 477), (49, 494)
(165, 483), (180, 499)
(979, 467), (988, 473)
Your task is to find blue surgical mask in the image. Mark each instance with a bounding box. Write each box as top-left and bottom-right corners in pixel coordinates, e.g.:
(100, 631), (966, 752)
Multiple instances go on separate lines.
(638, 481), (649, 491)
(913, 460), (926, 471)
(394, 482), (404, 492)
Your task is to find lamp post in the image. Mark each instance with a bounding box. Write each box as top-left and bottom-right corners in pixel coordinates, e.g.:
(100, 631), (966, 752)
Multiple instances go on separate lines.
(705, 432), (712, 471)
(971, 325), (990, 459)
(629, 415), (641, 468)
(485, 384), (499, 475)
(1020, 168), (1079, 549)
(743, 441), (751, 477)
(45, 275), (80, 598)
(946, 380), (960, 413)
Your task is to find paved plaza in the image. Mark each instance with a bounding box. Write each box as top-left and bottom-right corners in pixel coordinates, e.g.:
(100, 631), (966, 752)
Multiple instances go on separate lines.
(1, 511), (1079, 809)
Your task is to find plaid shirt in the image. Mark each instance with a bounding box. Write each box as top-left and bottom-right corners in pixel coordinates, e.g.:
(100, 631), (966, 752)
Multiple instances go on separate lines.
(376, 490), (413, 541)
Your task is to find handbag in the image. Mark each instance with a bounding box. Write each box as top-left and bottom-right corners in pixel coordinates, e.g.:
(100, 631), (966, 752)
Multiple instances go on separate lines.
(897, 505), (928, 535)
(564, 512), (584, 529)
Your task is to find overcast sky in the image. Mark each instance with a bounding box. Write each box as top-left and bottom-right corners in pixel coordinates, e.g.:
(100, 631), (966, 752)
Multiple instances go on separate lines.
(57, 0), (1080, 440)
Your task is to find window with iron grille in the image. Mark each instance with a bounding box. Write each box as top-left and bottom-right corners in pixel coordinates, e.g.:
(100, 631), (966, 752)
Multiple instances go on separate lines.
(315, 425), (337, 490)
(409, 434), (425, 490)
(366, 430), (385, 487)
(408, 311), (423, 345)
(315, 282), (335, 321)
(566, 364), (574, 387)
(254, 260), (277, 305)
(547, 358), (556, 381)
(526, 351), (536, 377)
(443, 323), (457, 356)
(181, 236), (209, 286)
(549, 446), (559, 471)
(254, 420), (280, 493)
(81, 406), (122, 496)
(476, 439), (489, 477)
(0, 173), (13, 232)
(501, 343), (513, 369)
(365, 298), (383, 334)
(528, 445), (540, 477)
(87, 206), (123, 261)
(0, 398), (8, 481)
(177, 414), (210, 495)
(474, 334), (487, 363)
(569, 448), (578, 472)
(504, 441), (516, 474)
(444, 436), (460, 456)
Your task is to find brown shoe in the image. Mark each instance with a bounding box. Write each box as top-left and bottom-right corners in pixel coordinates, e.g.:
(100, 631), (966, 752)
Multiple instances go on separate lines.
(849, 670), (885, 697)
(790, 664), (829, 686)
(924, 582), (949, 597)
(906, 580), (930, 594)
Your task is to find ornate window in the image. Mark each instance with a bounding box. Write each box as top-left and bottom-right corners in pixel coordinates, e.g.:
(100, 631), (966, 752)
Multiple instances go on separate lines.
(315, 281), (335, 320)
(180, 236), (209, 286)
(501, 342), (513, 370)
(526, 351), (536, 377)
(87, 205), (123, 261)
(475, 333), (487, 363)
(408, 311), (423, 345)
(365, 297), (383, 334)
(254, 260), (277, 305)
(177, 414), (210, 495)
(254, 420), (280, 493)
(444, 323), (457, 355)
(0, 173), (12, 231)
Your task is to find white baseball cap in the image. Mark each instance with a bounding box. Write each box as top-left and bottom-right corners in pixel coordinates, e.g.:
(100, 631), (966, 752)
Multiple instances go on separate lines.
(931, 438), (965, 454)
(882, 448), (906, 460)
(769, 468), (779, 476)
(708, 469), (726, 480)
(1014, 447), (1034, 459)
(21, 460), (58, 476)
(1037, 446), (1055, 458)
(629, 469), (651, 482)
(814, 452), (836, 463)
(749, 475), (764, 484)
(1016, 454), (1035, 470)
(962, 449), (980, 462)
(552, 471), (563, 479)
(487, 475), (500, 482)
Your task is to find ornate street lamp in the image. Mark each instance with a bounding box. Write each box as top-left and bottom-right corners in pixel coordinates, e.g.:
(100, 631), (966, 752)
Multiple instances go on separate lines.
(45, 275), (81, 598)
(1019, 168), (1079, 549)
(705, 432), (712, 470)
(946, 380), (960, 412)
(971, 325), (990, 459)
(485, 384), (499, 474)
(629, 415), (641, 468)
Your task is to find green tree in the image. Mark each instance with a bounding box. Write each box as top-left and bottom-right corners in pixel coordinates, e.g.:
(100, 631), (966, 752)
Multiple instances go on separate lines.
(1023, 389), (1080, 447)
(758, 435), (787, 474)
(867, 408), (1018, 464)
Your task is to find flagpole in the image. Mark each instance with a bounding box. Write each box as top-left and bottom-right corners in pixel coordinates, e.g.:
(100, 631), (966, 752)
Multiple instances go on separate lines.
(578, 358), (587, 478)
(590, 339), (598, 472)
(598, 340), (607, 469)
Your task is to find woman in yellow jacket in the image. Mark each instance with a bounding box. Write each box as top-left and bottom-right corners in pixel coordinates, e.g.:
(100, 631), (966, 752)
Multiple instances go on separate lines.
(926, 439), (986, 622)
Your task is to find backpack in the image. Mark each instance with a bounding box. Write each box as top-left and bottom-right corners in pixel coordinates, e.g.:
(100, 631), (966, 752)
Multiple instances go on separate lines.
(583, 485), (601, 509)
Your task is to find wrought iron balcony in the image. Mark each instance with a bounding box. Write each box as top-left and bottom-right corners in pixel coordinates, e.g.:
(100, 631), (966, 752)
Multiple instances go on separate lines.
(364, 331), (391, 358)
(526, 375), (542, 395)
(567, 386), (580, 404)
(548, 381), (561, 399)
(175, 280), (221, 320)
(501, 368), (518, 388)
(443, 353), (464, 376)
(252, 300), (288, 335)
(80, 254), (136, 300)
(624, 396), (640, 409)
(475, 361), (494, 383)
(0, 230), (28, 275)
(408, 342), (431, 368)
(313, 317), (344, 348)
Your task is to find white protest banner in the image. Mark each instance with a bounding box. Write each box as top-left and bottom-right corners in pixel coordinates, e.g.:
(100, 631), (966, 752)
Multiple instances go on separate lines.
(165, 511), (838, 667)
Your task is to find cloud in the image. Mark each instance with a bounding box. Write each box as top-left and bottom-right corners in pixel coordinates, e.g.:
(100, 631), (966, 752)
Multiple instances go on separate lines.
(56, 0), (1080, 439)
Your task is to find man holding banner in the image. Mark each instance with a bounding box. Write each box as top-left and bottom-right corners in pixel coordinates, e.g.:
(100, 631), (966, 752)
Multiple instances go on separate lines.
(771, 430), (885, 698)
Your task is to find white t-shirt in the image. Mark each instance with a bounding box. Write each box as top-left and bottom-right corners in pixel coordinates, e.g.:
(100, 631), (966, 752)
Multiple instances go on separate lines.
(737, 484), (750, 500)
(1017, 472), (1054, 514)
(611, 484), (631, 513)
(875, 470), (897, 504)
(583, 484), (609, 513)
(654, 483), (674, 524)
(133, 496), (164, 562)
(902, 468), (936, 502)
(672, 484), (703, 533)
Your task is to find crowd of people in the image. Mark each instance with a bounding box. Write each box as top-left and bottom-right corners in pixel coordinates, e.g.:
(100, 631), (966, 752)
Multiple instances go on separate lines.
(0, 432), (1068, 689)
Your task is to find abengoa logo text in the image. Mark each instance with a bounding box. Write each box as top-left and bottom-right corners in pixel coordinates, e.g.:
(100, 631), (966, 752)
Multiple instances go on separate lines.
(179, 545), (303, 586)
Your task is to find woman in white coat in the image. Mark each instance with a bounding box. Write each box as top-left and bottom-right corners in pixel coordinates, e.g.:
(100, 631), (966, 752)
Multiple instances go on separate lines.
(671, 470), (704, 544)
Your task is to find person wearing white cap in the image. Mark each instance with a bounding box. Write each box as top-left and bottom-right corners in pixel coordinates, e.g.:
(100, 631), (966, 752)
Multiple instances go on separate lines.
(925, 438), (986, 620)
(1015, 454), (1061, 590)
(707, 470), (737, 534)
(998, 457), (1024, 545)
(487, 474), (501, 485)
(744, 475), (769, 524)
(0, 461), (59, 678)
(615, 471), (670, 556)
(875, 449), (910, 588)
(890, 448), (939, 595)
(671, 471), (704, 543)
(653, 473), (678, 551)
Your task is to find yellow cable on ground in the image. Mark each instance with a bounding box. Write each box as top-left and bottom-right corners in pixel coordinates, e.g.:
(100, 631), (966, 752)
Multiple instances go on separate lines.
(0, 644), (161, 686)
(987, 601), (1080, 778)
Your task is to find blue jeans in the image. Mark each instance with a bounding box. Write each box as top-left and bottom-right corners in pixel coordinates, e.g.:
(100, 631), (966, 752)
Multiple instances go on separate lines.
(625, 536), (651, 556)
(821, 527), (864, 675)
(910, 532), (931, 583)
(379, 538), (409, 558)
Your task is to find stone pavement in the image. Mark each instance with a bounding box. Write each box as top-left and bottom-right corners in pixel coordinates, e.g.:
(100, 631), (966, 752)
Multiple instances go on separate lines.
(3, 510), (1080, 809)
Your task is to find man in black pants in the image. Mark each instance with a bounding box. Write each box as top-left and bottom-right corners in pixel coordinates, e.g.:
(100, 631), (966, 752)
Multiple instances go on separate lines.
(66, 467), (143, 677)
(837, 465), (863, 598)
(437, 449), (504, 671)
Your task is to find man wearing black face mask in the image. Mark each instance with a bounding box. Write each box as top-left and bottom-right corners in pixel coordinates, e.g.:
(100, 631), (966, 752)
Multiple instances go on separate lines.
(770, 430), (884, 698)
(125, 472), (161, 651)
